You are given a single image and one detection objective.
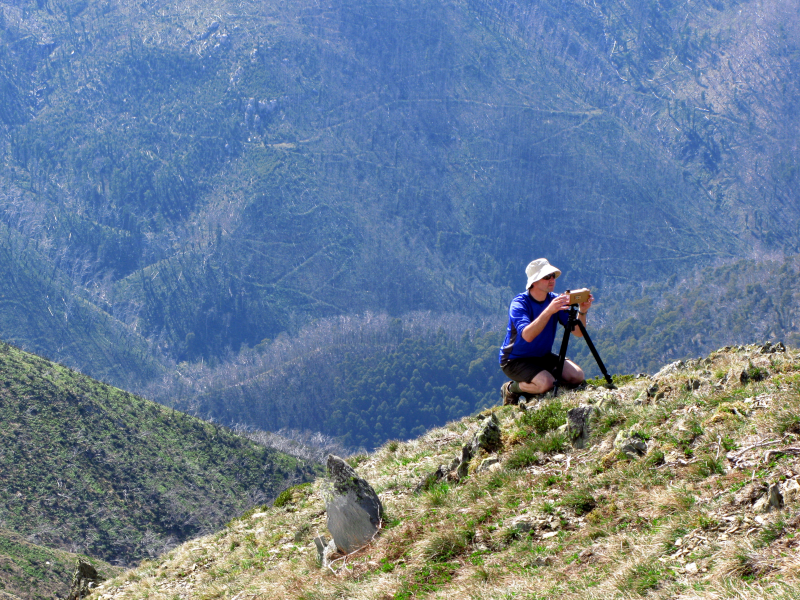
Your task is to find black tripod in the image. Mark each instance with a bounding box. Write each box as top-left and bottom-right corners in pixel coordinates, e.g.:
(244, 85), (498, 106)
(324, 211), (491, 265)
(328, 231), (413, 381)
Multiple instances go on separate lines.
(552, 304), (614, 397)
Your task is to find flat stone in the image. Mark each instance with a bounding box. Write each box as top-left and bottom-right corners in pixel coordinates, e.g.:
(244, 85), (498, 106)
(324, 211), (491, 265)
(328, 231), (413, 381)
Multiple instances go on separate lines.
(322, 455), (383, 554)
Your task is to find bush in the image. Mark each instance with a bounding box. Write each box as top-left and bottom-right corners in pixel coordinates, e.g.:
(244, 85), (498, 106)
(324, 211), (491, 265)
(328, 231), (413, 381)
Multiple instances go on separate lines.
(506, 432), (568, 469)
(519, 400), (566, 436)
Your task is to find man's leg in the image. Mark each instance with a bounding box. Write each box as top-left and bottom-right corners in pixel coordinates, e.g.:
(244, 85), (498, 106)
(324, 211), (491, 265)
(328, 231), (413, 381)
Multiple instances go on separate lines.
(517, 359), (583, 394)
(560, 359), (585, 385)
(518, 369), (555, 395)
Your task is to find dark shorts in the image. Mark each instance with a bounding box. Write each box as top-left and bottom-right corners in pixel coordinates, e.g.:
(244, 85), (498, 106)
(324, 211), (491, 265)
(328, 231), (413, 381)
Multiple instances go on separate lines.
(501, 353), (560, 383)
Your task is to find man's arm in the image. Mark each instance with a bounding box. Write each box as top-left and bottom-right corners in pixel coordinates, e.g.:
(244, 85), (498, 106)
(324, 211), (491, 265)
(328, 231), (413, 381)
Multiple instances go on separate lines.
(521, 294), (569, 342)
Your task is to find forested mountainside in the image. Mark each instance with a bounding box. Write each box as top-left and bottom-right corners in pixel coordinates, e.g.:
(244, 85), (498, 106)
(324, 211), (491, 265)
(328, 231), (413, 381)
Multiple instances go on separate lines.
(133, 255), (799, 452)
(0, 342), (319, 568)
(0, 529), (119, 600)
(0, 0), (797, 389)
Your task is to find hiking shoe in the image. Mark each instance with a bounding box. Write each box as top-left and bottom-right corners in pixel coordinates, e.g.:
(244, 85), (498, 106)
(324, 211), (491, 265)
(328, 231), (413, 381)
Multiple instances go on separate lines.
(501, 381), (520, 406)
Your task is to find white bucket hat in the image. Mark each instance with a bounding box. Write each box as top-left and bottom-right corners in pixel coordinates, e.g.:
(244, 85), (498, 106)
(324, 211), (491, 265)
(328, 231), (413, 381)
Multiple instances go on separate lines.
(525, 258), (561, 289)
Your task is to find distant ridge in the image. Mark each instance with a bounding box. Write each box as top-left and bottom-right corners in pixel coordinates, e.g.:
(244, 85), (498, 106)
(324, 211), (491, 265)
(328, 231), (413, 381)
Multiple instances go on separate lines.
(0, 341), (321, 568)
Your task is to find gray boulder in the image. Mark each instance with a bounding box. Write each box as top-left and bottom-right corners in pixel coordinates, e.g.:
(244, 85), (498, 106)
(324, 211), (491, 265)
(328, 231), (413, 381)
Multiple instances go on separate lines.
(614, 429), (648, 459)
(566, 405), (595, 449)
(321, 455), (383, 554)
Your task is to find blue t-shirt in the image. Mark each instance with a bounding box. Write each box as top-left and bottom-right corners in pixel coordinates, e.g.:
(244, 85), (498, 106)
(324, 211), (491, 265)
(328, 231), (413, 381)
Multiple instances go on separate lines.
(498, 291), (570, 365)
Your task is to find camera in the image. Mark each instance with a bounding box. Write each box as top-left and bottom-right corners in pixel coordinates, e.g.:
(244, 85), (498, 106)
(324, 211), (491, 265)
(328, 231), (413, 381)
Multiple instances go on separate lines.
(565, 288), (590, 305)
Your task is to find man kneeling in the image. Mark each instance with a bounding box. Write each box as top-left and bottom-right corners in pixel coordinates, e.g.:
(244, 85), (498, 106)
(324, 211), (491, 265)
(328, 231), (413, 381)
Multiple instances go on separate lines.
(498, 258), (593, 404)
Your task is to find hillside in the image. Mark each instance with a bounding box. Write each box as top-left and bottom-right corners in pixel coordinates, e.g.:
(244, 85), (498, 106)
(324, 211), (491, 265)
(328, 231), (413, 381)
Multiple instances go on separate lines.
(0, 530), (119, 600)
(0, 0), (797, 397)
(0, 341), (320, 568)
(93, 343), (800, 599)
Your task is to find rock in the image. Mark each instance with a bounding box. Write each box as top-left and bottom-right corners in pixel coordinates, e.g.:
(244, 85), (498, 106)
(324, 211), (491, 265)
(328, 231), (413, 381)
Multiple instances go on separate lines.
(477, 456), (500, 473)
(685, 562), (699, 575)
(613, 429), (647, 459)
(321, 455), (383, 554)
(597, 394), (617, 410)
(541, 531), (559, 539)
(654, 360), (684, 379)
(454, 443), (473, 480)
(414, 464), (449, 494)
(753, 483), (784, 513)
(66, 559), (104, 600)
(783, 479), (800, 503)
(566, 405), (595, 449)
(760, 341), (786, 354)
(313, 535), (338, 567)
(471, 413), (502, 454)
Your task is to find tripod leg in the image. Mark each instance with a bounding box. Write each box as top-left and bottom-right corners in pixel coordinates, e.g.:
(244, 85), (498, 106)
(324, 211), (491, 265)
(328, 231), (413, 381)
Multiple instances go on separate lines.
(552, 307), (578, 397)
(575, 319), (614, 388)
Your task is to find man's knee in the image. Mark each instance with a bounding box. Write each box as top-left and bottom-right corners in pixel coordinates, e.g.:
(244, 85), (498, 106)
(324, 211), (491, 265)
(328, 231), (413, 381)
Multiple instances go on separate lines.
(564, 361), (585, 384)
(532, 370), (555, 392)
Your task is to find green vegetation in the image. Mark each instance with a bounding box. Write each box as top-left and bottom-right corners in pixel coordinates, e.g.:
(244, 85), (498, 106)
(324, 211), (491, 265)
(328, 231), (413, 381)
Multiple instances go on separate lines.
(0, 529), (119, 600)
(96, 345), (800, 600)
(0, 342), (320, 565)
(181, 328), (505, 450)
(0, 0), (797, 436)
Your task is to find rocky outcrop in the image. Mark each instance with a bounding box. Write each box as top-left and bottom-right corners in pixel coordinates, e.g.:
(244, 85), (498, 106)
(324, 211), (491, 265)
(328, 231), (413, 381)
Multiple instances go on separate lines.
(66, 559), (104, 600)
(321, 455), (383, 554)
(614, 429), (648, 459)
(566, 405), (595, 449)
(471, 413), (502, 454)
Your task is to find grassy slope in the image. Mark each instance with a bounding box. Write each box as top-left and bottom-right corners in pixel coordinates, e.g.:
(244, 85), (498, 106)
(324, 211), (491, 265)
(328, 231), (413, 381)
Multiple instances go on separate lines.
(0, 529), (120, 600)
(95, 344), (800, 599)
(0, 341), (321, 567)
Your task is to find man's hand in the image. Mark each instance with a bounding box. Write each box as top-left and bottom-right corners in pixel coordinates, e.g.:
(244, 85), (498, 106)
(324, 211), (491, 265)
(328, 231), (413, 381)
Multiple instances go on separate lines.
(545, 293), (571, 315)
(579, 292), (594, 314)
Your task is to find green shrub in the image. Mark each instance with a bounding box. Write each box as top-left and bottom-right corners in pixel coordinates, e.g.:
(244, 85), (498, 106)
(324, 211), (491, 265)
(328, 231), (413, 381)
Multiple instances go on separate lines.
(519, 400), (566, 436)
(273, 482), (312, 508)
(563, 489), (597, 516)
(506, 432), (568, 469)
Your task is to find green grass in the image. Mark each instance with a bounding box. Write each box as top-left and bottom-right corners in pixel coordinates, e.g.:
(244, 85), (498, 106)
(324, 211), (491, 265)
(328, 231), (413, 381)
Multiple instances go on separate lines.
(0, 342), (321, 565)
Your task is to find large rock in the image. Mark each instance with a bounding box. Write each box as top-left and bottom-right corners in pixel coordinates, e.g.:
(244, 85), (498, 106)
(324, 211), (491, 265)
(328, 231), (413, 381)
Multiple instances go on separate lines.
(614, 429), (648, 459)
(321, 455), (383, 554)
(566, 405), (595, 449)
(471, 413), (502, 454)
(66, 559), (104, 600)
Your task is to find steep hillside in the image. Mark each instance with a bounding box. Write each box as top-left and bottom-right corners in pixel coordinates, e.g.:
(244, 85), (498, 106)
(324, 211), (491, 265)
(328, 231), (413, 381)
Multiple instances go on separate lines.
(94, 343), (800, 599)
(0, 530), (119, 600)
(0, 341), (320, 566)
(0, 0), (796, 391)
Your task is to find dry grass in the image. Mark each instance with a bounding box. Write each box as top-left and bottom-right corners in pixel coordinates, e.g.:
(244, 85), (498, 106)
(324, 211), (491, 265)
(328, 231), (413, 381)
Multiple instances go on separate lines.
(92, 345), (800, 600)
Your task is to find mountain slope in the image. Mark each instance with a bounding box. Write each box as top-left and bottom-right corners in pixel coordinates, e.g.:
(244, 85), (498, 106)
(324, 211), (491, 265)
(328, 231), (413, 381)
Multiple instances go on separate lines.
(0, 530), (119, 600)
(94, 344), (800, 599)
(0, 0), (796, 379)
(0, 341), (320, 566)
